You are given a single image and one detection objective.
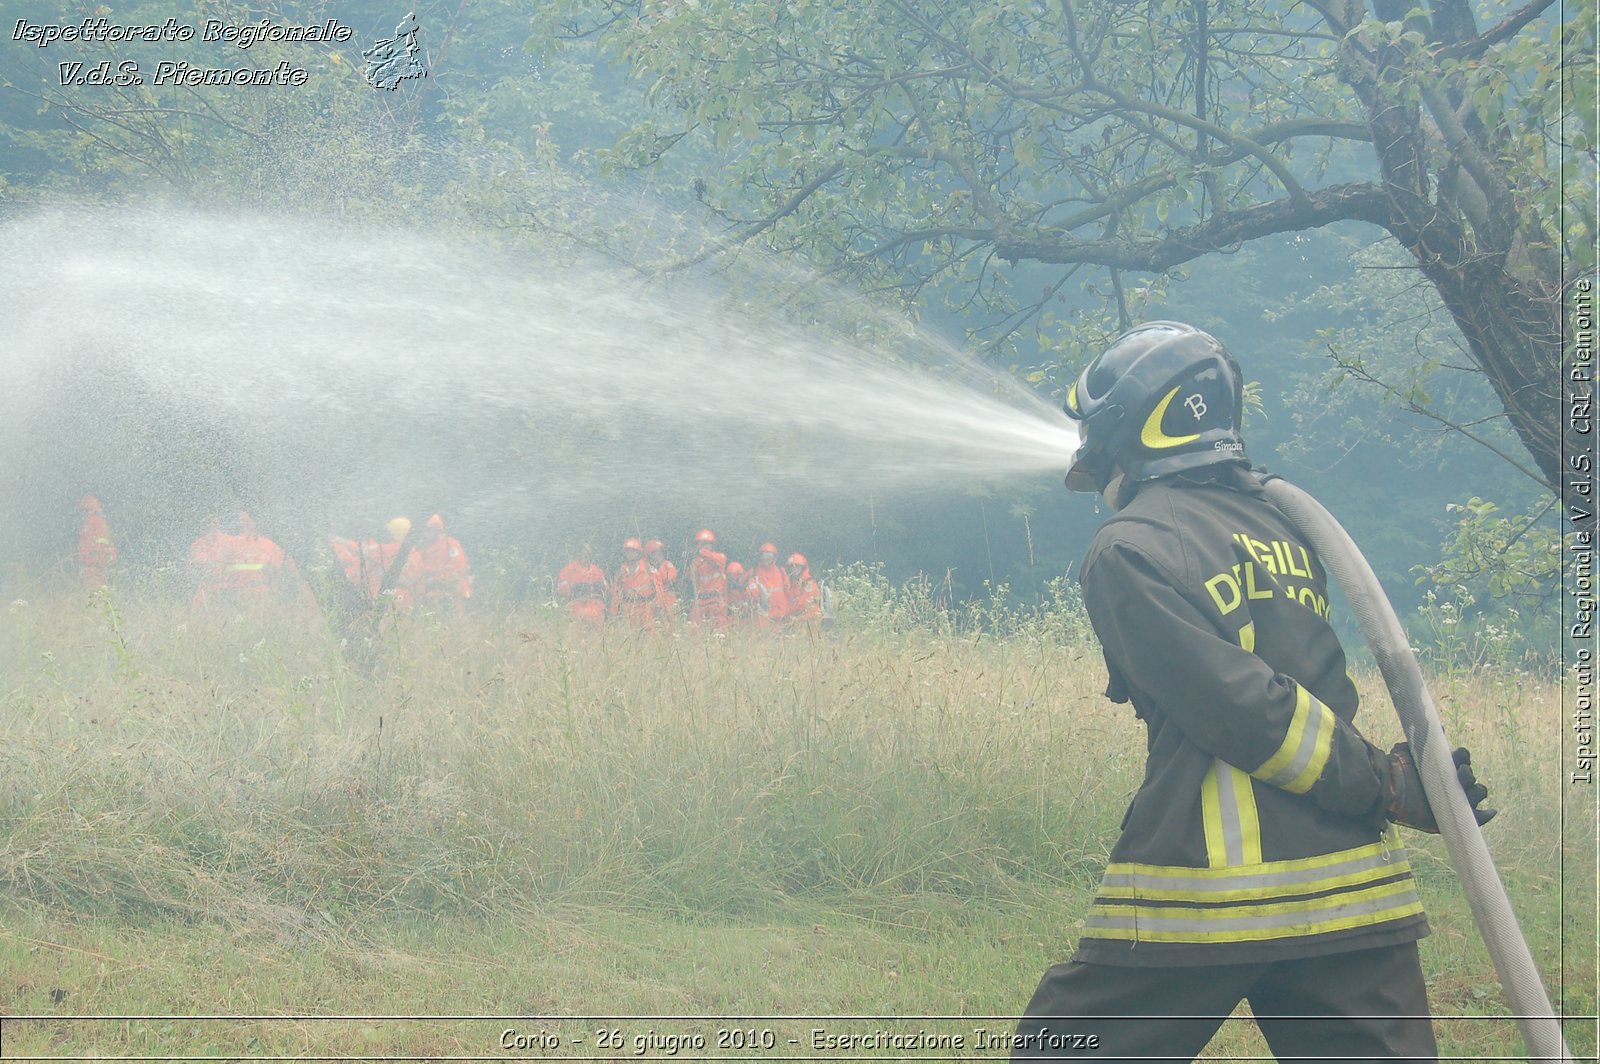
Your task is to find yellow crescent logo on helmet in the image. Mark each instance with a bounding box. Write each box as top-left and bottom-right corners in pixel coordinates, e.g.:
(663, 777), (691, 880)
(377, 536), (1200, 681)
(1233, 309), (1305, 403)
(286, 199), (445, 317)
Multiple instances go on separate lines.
(1140, 386), (1201, 449)
(1066, 380), (1079, 414)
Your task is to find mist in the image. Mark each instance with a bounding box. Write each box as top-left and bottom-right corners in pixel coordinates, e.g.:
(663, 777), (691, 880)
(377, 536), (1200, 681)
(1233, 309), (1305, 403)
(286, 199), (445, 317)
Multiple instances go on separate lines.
(2, 203), (1080, 587)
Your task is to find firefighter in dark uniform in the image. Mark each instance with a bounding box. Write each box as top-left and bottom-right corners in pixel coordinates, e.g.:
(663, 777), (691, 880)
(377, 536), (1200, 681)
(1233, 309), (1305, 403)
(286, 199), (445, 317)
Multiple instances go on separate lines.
(1012, 322), (1496, 1062)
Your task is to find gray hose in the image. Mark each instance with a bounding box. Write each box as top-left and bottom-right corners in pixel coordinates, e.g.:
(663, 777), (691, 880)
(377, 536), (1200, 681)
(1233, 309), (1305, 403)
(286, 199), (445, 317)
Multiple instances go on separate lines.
(1261, 475), (1574, 1062)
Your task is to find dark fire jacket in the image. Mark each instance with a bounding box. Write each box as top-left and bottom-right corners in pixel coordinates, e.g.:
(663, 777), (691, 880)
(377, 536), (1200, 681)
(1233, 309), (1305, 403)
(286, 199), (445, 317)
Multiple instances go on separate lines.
(1072, 469), (1427, 967)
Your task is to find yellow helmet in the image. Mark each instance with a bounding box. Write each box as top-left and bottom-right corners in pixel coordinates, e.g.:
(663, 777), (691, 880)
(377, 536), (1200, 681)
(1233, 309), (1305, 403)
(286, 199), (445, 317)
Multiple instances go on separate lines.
(386, 516), (412, 542)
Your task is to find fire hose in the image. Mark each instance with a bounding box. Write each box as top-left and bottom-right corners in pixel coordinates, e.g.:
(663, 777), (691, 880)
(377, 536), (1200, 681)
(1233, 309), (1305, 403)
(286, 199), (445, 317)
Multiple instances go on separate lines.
(1261, 474), (1575, 1063)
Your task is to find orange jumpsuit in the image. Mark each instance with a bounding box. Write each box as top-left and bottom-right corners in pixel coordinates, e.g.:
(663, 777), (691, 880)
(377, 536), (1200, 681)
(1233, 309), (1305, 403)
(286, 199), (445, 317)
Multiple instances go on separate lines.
(688, 546), (729, 628)
(331, 536), (408, 607)
(557, 558), (609, 624)
(192, 514), (285, 609)
(725, 564), (756, 627)
(786, 565), (823, 627)
(750, 560), (791, 628)
(612, 555), (658, 629)
(648, 554), (679, 626)
(77, 496), (116, 589)
(405, 535), (472, 611)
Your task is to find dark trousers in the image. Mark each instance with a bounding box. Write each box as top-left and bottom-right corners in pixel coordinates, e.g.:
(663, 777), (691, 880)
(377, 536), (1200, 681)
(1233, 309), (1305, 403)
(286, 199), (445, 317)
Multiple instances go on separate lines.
(1012, 941), (1438, 1062)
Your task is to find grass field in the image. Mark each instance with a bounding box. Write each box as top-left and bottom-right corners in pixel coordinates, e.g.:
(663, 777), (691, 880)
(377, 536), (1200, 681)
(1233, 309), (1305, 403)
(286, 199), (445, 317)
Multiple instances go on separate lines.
(0, 586), (1592, 1061)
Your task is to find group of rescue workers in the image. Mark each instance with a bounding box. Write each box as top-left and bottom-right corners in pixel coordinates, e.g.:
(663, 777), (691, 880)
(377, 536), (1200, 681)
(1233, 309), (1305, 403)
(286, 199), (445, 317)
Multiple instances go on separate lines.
(77, 502), (822, 631)
(557, 529), (827, 631)
(76, 504), (474, 614)
(328, 514), (473, 614)
(75, 320), (1510, 1061)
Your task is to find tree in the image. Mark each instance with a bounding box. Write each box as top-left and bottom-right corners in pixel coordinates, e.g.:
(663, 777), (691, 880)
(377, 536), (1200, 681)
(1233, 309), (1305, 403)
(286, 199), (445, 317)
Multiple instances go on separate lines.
(546, 0), (1594, 494)
(0, 0), (588, 229)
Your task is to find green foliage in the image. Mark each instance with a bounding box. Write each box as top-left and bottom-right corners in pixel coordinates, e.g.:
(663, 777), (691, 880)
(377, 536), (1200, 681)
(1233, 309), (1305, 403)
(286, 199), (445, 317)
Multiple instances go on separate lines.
(1405, 496), (1562, 669)
(0, 0), (618, 257)
(544, 0), (1587, 495)
(827, 561), (1093, 644)
(1423, 497), (1561, 606)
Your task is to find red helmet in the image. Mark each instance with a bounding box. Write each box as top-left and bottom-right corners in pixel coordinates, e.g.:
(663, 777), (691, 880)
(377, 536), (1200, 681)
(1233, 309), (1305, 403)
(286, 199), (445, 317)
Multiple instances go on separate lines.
(727, 561), (746, 577)
(426, 513), (445, 530)
(759, 542), (778, 555)
(623, 537), (642, 552)
(787, 552), (808, 568)
(644, 539), (663, 554)
(81, 495), (102, 511)
(695, 528), (717, 544)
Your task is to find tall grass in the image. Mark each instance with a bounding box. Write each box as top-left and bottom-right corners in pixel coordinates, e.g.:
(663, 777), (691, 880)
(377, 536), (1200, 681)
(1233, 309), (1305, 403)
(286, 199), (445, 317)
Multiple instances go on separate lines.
(0, 583), (1588, 1059)
(0, 589), (1136, 930)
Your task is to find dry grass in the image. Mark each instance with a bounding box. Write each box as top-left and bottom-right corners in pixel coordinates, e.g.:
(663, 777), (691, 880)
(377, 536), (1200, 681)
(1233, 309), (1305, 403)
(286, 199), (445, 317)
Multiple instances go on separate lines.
(0, 587), (1589, 1060)
(0, 591), (1137, 927)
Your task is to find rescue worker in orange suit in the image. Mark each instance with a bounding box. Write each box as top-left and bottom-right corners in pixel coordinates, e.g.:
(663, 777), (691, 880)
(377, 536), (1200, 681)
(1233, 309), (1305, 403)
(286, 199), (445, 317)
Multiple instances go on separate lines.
(77, 495), (117, 590)
(749, 543), (790, 628)
(644, 539), (678, 626)
(687, 529), (729, 629)
(191, 511), (289, 610)
(1011, 322), (1496, 1061)
(403, 513), (472, 614)
(611, 537), (657, 629)
(329, 535), (373, 603)
(330, 517), (410, 607)
(557, 544), (609, 625)
(725, 561), (755, 627)
(783, 552), (823, 630)
(188, 515), (227, 608)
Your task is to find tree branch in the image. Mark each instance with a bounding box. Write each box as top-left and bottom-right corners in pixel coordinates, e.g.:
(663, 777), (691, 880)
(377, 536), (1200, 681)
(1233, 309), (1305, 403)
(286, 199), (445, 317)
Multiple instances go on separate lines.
(996, 182), (1390, 269)
(1416, 78), (1547, 262)
(1328, 346), (1550, 488)
(660, 161), (845, 274)
(1435, 0), (1558, 58)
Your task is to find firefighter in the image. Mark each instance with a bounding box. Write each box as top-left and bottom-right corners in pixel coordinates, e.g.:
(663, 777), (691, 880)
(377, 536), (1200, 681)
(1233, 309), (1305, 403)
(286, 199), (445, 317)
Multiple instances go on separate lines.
(687, 529), (729, 629)
(330, 519), (406, 606)
(725, 560), (755, 626)
(611, 537), (657, 629)
(1011, 322), (1496, 1061)
(784, 552), (823, 630)
(376, 517), (414, 609)
(329, 535), (374, 602)
(749, 542), (790, 628)
(557, 544), (609, 625)
(404, 513), (472, 614)
(644, 539), (678, 626)
(191, 512), (288, 610)
(188, 515), (227, 609)
(77, 495), (117, 590)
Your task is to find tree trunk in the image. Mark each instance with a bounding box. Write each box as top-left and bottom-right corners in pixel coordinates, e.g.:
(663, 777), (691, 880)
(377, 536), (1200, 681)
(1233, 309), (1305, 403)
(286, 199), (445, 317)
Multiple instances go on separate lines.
(1325, 0), (1568, 493)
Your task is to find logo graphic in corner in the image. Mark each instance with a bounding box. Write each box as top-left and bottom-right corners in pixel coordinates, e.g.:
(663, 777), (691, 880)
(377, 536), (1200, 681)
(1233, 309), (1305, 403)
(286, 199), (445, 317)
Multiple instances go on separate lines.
(363, 11), (427, 90)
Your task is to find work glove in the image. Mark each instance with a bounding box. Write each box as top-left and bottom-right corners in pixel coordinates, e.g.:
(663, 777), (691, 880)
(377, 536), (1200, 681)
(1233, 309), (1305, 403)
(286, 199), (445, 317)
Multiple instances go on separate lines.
(1383, 742), (1497, 833)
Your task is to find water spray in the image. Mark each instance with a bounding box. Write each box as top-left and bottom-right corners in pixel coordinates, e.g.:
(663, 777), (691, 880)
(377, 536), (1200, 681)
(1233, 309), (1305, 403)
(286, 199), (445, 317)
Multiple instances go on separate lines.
(0, 203), (1081, 575)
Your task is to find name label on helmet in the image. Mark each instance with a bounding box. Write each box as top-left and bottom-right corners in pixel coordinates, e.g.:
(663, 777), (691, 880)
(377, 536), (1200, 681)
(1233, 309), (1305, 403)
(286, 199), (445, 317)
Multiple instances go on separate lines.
(1213, 439), (1244, 453)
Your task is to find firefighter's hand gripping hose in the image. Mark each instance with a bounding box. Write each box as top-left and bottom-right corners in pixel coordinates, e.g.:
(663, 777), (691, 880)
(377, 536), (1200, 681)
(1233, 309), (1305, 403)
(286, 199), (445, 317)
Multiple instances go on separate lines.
(1259, 473), (1576, 1064)
(1383, 742), (1498, 834)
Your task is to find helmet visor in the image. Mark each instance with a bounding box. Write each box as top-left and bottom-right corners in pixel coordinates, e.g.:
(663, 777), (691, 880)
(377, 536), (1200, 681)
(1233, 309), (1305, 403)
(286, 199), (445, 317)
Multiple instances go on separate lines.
(1064, 441), (1112, 493)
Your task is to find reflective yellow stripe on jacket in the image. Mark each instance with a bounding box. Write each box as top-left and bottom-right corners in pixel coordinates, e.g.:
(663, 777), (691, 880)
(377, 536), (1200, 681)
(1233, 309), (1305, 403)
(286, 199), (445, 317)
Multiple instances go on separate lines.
(1086, 838), (1422, 944)
(1253, 684), (1335, 794)
(1201, 759), (1262, 867)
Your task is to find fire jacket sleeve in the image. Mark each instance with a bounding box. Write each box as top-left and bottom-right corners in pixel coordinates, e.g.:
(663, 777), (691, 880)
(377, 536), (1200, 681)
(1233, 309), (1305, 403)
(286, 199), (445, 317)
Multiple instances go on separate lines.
(1083, 538), (1388, 820)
